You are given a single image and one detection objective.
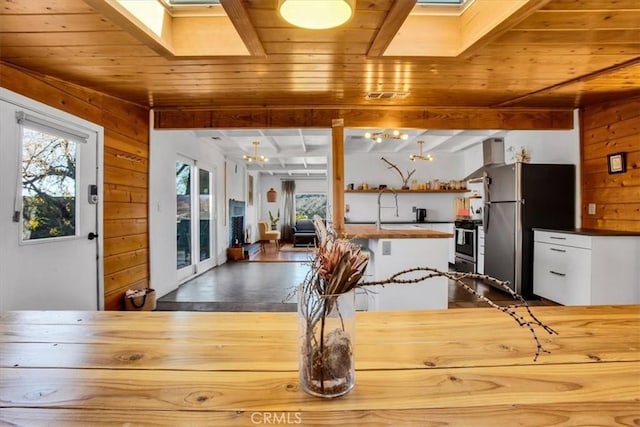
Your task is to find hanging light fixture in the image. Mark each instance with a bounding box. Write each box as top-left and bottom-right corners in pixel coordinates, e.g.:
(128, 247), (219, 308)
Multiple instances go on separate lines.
(243, 141), (268, 163)
(410, 140), (434, 162)
(278, 0), (356, 30)
(364, 130), (409, 143)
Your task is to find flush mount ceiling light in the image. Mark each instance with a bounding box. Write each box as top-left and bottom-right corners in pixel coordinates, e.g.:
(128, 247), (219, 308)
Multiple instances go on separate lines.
(278, 0), (356, 30)
(243, 141), (268, 162)
(410, 140), (434, 162)
(364, 130), (409, 143)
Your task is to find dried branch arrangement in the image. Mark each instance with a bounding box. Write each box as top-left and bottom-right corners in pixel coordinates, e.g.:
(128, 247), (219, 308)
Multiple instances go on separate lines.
(291, 217), (558, 397)
(381, 157), (415, 188)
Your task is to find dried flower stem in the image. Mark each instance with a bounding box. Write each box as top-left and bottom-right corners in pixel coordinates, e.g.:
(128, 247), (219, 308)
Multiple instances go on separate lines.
(359, 267), (558, 361)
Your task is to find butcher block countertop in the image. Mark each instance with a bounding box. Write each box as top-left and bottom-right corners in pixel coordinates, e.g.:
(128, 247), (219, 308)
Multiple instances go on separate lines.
(1, 306), (638, 425)
(338, 223), (452, 239)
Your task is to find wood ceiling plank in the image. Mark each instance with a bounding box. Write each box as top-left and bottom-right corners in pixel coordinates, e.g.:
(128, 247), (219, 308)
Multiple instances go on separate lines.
(542, 0), (640, 11)
(262, 42), (371, 55)
(0, 13), (122, 32)
(0, 31), (141, 47)
(0, 0), (96, 14)
(258, 28), (376, 43)
(514, 11), (640, 30)
(494, 29), (640, 44)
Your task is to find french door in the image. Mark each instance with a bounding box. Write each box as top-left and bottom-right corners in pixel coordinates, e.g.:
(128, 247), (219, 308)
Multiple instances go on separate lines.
(176, 157), (216, 282)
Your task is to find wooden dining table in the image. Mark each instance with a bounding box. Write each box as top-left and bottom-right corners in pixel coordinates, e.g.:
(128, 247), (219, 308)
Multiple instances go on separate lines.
(1, 305), (639, 426)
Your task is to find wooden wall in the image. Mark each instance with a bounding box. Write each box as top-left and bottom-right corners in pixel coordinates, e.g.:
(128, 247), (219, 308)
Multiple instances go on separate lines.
(581, 97), (640, 232)
(0, 63), (150, 310)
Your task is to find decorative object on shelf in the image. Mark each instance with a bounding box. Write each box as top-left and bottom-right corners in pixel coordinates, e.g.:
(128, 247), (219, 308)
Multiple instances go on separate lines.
(364, 130), (409, 143)
(266, 187), (278, 202)
(607, 152), (626, 174)
(268, 209), (280, 230)
(289, 217), (557, 399)
(409, 140), (434, 162)
(507, 146), (531, 163)
(381, 157), (415, 189)
(278, 0), (355, 30)
(243, 141), (268, 163)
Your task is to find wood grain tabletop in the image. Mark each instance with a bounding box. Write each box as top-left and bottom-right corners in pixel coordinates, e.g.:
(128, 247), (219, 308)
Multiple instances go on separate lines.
(1, 306), (638, 426)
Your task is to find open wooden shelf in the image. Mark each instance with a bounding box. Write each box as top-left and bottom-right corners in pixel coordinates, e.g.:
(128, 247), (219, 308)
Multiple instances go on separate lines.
(345, 189), (469, 194)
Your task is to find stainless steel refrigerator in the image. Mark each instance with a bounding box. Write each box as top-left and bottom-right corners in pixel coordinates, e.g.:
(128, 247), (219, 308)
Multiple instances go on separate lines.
(483, 163), (575, 298)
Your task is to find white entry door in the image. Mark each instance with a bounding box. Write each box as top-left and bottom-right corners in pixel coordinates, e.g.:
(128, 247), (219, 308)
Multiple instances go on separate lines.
(0, 90), (102, 310)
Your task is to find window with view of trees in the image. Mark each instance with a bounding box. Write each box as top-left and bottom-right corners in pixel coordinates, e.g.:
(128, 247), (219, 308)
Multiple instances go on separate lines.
(21, 127), (77, 241)
(295, 193), (327, 220)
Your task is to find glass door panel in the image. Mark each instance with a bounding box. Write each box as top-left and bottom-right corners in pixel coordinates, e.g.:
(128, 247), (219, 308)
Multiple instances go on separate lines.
(199, 168), (211, 262)
(176, 160), (192, 270)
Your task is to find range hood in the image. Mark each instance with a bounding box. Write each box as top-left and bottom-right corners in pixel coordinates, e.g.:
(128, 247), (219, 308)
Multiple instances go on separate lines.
(464, 137), (505, 182)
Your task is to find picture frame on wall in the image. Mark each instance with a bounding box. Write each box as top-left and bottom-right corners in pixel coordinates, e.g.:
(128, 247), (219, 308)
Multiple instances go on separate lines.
(247, 174), (254, 205)
(607, 152), (626, 174)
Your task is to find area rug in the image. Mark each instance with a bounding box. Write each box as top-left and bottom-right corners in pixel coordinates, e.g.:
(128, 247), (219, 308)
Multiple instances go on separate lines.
(279, 243), (317, 253)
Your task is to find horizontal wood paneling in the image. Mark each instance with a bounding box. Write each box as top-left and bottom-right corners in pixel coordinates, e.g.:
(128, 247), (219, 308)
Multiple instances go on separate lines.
(104, 264), (148, 294)
(104, 234), (148, 257)
(0, 63), (150, 310)
(581, 97), (640, 232)
(104, 249), (148, 276)
(104, 219), (147, 238)
(104, 184), (147, 204)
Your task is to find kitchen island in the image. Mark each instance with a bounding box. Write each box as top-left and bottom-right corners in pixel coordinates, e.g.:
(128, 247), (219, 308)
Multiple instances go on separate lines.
(340, 224), (452, 310)
(1, 306), (638, 425)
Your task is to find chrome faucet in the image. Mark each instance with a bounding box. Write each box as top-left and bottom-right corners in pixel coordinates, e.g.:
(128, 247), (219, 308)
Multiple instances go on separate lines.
(376, 188), (399, 229)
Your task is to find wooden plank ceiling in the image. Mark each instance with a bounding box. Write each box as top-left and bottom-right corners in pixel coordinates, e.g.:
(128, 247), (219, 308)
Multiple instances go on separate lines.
(0, 0), (638, 111)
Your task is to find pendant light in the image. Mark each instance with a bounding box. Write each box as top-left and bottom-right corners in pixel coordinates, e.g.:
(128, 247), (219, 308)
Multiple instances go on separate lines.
(243, 141), (268, 163)
(410, 140), (434, 161)
(278, 0), (356, 30)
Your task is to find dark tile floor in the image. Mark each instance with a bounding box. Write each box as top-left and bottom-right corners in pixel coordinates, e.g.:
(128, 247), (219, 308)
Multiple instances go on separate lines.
(157, 258), (556, 311)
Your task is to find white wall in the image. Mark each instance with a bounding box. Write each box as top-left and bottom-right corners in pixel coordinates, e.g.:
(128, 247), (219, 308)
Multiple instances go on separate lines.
(462, 111), (581, 225)
(344, 152), (466, 222)
(149, 129), (228, 299)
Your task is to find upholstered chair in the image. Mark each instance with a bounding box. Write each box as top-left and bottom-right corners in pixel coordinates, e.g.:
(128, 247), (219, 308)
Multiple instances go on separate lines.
(257, 221), (280, 251)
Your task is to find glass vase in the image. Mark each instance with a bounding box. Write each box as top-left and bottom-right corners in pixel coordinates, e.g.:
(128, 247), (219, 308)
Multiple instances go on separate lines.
(298, 287), (355, 398)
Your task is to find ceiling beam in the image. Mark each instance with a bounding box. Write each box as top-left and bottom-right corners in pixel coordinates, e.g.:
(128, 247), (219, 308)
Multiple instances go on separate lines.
(220, 0), (266, 56)
(154, 107), (574, 131)
(367, 1), (415, 57)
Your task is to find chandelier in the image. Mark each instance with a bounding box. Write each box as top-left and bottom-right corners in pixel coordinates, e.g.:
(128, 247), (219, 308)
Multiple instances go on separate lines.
(243, 141), (268, 162)
(278, 0), (356, 30)
(364, 130), (409, 143)
(410, 140), (434, 162)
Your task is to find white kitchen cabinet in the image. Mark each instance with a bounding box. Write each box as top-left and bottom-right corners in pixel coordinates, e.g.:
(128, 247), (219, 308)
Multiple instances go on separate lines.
(428, 223), (455, 264)
(533, 230), (640, 305)
(477, 226), (485, 274)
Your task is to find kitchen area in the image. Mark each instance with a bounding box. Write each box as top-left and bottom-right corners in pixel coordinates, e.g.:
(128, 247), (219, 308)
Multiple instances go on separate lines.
(342, 132), (640, 309)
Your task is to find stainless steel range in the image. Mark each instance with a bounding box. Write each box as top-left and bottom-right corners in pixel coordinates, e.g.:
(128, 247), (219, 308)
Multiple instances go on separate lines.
(454, 219), (482, 273)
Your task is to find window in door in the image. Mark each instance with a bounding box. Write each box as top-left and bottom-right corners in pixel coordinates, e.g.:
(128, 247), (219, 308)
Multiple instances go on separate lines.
(20, 121), (81, 241)
(295, 193), (327, 220)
